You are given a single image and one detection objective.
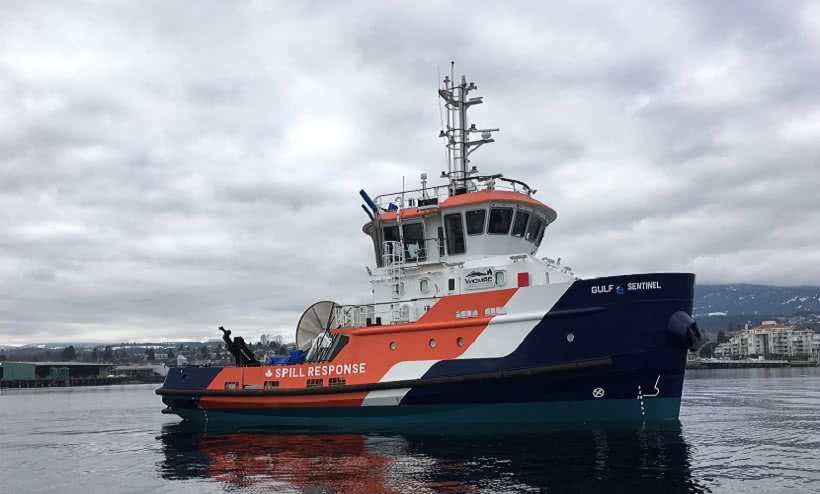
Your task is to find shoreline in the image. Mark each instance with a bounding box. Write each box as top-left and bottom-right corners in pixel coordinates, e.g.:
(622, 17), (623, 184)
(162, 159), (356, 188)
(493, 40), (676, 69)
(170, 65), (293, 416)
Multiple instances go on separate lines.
(688, 359), (818, 369)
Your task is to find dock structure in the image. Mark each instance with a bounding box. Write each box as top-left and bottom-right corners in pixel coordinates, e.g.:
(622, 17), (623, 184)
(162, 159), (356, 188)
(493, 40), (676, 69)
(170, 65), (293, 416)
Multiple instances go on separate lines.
(113, 364), (167, 384)
(0, 361), (124, 388)
(687, 358), (819, 369)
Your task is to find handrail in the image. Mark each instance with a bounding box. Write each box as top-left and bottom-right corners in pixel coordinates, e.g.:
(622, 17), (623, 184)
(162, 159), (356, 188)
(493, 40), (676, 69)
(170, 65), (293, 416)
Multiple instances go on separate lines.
(378, 238), (443, 268)
(371, 176), (535, 209)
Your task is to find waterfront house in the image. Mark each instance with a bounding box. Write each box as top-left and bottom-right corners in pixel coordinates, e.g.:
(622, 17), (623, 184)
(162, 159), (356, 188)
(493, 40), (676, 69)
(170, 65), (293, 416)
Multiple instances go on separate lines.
(714, 322), (818, 360)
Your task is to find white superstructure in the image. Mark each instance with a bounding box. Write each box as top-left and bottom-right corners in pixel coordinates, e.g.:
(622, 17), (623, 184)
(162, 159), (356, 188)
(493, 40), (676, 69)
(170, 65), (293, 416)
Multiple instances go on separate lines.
(341, 66), (576, 328)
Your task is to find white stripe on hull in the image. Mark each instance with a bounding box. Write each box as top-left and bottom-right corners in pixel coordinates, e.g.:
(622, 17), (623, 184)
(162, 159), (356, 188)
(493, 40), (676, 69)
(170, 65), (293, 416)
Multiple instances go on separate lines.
(362, 281), (575, 405)
(457, 281), (573, 359)
(361, 388), (412, 406)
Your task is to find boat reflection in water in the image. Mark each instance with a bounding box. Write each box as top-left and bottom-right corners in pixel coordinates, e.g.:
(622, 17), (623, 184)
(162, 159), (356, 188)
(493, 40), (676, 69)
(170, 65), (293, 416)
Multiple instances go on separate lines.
(158, 422), (707, 493)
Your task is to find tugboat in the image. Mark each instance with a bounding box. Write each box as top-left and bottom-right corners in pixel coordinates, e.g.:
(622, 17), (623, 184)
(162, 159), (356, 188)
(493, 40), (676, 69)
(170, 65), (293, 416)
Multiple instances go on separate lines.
(157, 68), (704, 430)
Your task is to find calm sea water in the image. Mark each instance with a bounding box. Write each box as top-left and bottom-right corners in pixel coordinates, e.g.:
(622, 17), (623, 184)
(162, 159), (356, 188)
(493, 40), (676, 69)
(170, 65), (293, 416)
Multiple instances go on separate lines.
(1, 368), (819, 493)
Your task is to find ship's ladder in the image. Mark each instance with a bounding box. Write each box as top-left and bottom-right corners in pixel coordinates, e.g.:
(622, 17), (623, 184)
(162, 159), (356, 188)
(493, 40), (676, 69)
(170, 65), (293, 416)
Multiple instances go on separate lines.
(381, 240), (408, 323)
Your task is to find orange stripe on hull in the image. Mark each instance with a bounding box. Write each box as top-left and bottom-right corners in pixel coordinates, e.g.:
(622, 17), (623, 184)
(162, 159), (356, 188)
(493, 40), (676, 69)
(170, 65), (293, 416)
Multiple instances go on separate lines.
(199, 392), (369, 409)
(204, 288), (520, 392)
(347, 317), (493, 336)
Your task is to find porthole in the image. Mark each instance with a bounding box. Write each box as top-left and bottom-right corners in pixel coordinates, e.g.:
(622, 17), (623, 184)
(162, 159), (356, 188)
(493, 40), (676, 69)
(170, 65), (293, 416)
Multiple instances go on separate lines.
(457, 337), (465, 347)
(429, 338), (437, 348)
(420, 278), (430, 294)
(390, 341), (397, 350)
(566, 332), (575, 343)
(495, 271), (506, 287)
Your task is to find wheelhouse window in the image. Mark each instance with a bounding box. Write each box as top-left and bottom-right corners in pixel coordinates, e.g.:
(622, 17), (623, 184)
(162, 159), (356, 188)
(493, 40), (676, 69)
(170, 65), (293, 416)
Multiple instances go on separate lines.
(465, 209), (486, 235)
(402, 223), (426, 261)
(488, 208), (513, 234)
(372, 224), (401, 268)
(535, 222), (547, 246)
(438, 226), (445, 257)
(370, 231), (383, 267)
(525, 215), (544, 243)
(383, 225), (399, 244)
(444, 213), (465, 255)
(380, 224), (401, 264)
(511, 210), (530, 237)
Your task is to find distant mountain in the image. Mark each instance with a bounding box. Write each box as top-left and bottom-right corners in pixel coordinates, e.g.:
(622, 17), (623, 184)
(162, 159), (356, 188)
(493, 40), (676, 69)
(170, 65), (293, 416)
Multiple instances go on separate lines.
(695, 284), (820, 316)
(3, 285), (819, 348)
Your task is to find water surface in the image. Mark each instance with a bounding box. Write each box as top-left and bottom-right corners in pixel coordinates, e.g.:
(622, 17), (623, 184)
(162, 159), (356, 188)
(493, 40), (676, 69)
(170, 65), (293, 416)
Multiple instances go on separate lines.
(1, 368), (818, 493)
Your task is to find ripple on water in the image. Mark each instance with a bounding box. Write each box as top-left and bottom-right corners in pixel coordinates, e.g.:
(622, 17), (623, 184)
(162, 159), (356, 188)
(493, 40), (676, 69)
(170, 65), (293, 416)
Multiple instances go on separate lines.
(2, 371), (820, 492)
(682, 368), (820, 492)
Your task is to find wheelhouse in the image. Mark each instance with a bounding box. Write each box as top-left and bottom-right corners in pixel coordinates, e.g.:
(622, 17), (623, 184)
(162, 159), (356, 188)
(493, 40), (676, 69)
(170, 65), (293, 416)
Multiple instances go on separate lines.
(363, 189), (557, 266)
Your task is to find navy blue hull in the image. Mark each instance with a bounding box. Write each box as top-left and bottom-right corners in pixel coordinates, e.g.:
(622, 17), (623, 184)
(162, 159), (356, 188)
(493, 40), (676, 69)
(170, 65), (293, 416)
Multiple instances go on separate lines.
(402, 359), (683, 408)
(158, 273), (697, 429)
(404, 273), (694, 407)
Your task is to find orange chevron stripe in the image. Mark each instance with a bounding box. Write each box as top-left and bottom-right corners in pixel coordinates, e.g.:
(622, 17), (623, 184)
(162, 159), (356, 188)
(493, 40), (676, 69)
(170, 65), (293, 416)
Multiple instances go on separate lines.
(198, 392), (370, 409)
(202, 288), (520, 408)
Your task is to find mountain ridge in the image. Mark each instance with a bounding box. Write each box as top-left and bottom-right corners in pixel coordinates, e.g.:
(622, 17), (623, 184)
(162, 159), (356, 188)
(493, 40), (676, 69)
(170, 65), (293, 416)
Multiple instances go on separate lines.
(694, 283), (820, 316)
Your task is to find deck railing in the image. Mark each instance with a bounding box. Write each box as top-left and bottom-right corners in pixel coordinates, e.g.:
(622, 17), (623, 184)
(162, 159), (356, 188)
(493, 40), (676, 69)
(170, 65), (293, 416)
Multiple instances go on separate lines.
(371, 176), (534, 210)
(380, 238), (443, 268)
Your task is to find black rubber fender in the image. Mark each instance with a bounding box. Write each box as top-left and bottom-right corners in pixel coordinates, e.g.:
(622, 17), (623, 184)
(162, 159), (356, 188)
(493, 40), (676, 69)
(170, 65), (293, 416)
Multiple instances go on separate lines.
(668, 311), (705, 350)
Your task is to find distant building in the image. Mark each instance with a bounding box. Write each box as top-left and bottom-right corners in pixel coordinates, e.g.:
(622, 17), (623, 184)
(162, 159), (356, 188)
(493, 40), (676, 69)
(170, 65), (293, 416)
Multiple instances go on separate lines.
(715, 321), (818, 359)
(0, 361), (113, 383)
(713, 343), (732, 359)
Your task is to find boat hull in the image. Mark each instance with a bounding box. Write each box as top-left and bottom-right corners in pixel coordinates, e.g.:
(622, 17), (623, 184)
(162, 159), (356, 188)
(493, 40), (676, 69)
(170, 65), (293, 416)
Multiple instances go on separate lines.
(158, 272), (700, 430)
(172, 397), (682, 432)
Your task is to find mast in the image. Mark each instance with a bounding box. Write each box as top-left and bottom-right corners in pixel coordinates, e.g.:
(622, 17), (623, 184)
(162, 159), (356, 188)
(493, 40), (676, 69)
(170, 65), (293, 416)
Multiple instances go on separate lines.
(438, 62), (499, 196)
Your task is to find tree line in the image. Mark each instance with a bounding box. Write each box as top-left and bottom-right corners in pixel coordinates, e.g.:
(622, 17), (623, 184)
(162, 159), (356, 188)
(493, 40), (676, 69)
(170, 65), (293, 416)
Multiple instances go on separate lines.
(1, 335), (294, 364)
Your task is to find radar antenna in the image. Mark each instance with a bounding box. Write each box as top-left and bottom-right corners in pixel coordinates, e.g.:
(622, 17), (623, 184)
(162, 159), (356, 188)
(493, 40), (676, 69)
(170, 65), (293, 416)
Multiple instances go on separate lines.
(438, 61), (499, 196)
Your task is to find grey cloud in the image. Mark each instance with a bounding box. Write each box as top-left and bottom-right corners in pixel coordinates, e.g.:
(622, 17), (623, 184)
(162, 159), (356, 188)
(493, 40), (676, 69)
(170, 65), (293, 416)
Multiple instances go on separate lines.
(1, 0), (819, 344)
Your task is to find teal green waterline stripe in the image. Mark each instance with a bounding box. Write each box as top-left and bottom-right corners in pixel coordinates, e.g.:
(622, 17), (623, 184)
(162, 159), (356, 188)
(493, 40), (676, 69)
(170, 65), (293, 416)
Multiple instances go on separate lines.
(173, 398), (681, 432)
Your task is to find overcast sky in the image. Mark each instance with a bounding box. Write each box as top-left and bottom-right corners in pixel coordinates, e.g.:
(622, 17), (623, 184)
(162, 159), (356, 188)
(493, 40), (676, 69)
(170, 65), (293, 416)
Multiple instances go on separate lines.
(2, 1), (819, 344)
